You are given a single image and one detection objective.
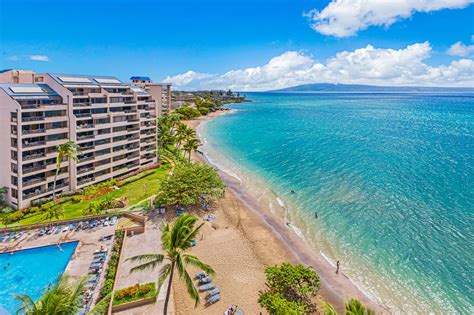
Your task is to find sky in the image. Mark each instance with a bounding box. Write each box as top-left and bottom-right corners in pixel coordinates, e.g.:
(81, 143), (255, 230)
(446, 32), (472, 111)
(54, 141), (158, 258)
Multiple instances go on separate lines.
(1, 0), (474, 90)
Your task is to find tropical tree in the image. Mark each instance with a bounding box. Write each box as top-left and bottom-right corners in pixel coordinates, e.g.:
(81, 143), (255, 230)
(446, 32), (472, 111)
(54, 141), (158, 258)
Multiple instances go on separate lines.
(14, 274), (87, 315)
(157, 162), (225, 207)
(43, 206), (64, 222)
(0, 186), (8, 207)
(157, 114), (175, 158)
(127, 214), (214, 314)
(174, 123), (189, 158)
(345, 298), (374, 315)
(258, 263), (320, 314)
(183, 137), (201, 162)
(53, 141), (80, 203)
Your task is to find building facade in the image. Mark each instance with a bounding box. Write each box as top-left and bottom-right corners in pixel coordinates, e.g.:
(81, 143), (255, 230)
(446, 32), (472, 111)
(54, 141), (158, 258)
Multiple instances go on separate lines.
(0, 70), (171, 209)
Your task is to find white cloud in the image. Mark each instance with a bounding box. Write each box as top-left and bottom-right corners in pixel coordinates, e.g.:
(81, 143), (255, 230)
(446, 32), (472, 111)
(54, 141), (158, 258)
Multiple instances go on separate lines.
(164, 71), (214, 88)
(305, 0), (473, 37)
(29, 55), (49, 61)
(164, 42), (474, 91)
(447, 41), (474, 56)
(6, 56), (19, 61)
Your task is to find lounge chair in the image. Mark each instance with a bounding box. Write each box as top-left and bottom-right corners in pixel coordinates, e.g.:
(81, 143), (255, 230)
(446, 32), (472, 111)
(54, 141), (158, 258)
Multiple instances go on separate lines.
(76, 222), (83, 230)
(110, 216), (117, 225)
(90, 262), (102, 269)
(235, 310), (244, 315)
(71, 223), (76, 230)
(88, 275), (98, 282)
(198, 283), (215, 292)
(206, 288), (221, 299)
(5, 232), (15, 241)
(195, 272), (207, 280)
(0, 233), (5, 242)
(199, 277), (212, 284)
(206, 293), (221, 305)
(55, 225), (62, 234)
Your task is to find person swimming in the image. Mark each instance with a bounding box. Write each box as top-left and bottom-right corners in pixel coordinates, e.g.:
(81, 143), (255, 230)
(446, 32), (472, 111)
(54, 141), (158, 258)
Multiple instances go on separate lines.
(314, 212), (318, 219)
(290, 190), (296, 194)
(3, 263), (10, 269)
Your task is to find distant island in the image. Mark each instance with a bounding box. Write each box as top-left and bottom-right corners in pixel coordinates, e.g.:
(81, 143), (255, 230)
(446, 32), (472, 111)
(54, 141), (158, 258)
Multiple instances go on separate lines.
(268, 83), (474, 93)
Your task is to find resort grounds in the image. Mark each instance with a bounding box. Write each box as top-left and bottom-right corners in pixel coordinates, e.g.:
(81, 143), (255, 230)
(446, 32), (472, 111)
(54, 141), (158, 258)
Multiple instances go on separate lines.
(1, 111), (381, 315)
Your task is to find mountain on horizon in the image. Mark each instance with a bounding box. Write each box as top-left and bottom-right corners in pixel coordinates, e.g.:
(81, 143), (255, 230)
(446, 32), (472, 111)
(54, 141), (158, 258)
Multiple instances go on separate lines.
(268, 83), (474, 93)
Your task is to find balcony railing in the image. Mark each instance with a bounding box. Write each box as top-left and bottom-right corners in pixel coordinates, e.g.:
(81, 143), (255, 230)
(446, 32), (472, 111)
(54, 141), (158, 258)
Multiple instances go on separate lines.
(77, 134), (94, 140)
(23, 128), (46, 135)
(23, 177), (46, 187)
(23, 152), (46, 161)
(23, 165), (47, 174)
(23, 116), (45, 122)
(78, 177), (94, 185)
(23, 140), (46, 147)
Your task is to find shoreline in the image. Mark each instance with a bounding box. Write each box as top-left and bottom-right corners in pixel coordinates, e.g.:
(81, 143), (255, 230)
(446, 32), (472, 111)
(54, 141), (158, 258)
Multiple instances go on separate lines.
(184, 110), (384, 313)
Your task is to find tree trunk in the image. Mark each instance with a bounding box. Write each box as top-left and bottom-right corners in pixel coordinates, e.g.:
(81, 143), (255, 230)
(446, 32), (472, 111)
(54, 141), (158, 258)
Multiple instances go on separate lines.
(188, 151), (191, 162)
(163, 261), (175, 314)
(52, 168), (59, 204)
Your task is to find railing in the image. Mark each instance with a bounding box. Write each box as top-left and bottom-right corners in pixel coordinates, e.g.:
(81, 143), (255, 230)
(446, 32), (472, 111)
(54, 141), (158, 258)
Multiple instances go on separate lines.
(75, 113), (92, 118)
(78, 167), (94, 174)
(23, 116), (45, 122)
(77, 124), (95, 129)
(23, 165), (47, 174)
(77, 135), (94, 140)
(78, 156), (94, 163)
(22, 129), (46, 135)
(23, 152), (46, 161)
(23, 141), (46, 147)
(23, 177), (46, 187)
(77, 177), (94, 185)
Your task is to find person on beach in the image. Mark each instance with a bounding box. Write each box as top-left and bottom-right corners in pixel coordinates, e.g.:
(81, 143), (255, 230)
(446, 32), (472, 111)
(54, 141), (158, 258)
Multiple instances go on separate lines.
(143, 183), (147, 192)
(336, 260), (340, 274)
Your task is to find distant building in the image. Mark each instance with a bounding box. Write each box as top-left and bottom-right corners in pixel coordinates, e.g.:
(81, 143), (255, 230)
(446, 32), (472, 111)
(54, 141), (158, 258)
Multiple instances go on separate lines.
(0, 70), (169, 209)
(130, 76), (172, 114)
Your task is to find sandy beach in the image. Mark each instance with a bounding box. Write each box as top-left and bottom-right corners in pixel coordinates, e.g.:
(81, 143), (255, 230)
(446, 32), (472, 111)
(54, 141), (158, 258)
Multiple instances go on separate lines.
(171, 110), (383, 314)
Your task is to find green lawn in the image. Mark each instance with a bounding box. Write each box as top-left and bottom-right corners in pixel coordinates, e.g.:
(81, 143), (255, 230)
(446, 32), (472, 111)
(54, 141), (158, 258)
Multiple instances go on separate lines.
(4, 163), (171, 227)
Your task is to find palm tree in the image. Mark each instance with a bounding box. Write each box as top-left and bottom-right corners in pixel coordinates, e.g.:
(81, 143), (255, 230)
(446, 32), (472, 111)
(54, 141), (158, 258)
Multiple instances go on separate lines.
(127, 214), (214, 314)
(43, 206), (64, 223)
(183, 138), (201, 162)
(174, 123), (189, 158)
(15, 274), (87, 315)
(53, 141), (80, 203)
(345, 298), (374, 315)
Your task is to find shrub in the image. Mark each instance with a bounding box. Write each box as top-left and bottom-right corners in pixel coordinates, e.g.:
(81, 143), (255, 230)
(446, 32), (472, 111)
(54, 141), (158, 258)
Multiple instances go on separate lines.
(71, 196), (82, 203)
(197, 107), (210, 115)
(113, 283), (157, 306)
(174, 105), (201, 120)
(101, 279), (114, 297)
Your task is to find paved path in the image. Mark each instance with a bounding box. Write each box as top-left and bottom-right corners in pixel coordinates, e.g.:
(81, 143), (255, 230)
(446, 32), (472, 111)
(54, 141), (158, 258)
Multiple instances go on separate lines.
(114, 220), (174, 314)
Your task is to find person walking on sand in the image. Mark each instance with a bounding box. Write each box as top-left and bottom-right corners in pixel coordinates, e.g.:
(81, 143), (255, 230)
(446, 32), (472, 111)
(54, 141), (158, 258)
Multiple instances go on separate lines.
(143, 182), (147, 192)
(336, 260), (340, 274)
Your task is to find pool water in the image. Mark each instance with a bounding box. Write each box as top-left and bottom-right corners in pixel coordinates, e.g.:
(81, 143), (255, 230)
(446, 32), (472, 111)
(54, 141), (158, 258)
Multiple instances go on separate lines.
(0, 241), (78, 314)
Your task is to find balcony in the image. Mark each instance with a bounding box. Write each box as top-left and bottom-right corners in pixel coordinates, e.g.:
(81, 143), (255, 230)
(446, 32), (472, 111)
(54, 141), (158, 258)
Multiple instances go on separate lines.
(23, 116), (45, 122)
(23, 140), (46, 148)
(77, 177), (95, 185)
(23, 152), (46, 161)
(22, 128), (46, 135)
(23, 177), (46, 187)
(77, 134), (94, 141)
(23, 164), (47, 174)
(78, 166), (94, 175)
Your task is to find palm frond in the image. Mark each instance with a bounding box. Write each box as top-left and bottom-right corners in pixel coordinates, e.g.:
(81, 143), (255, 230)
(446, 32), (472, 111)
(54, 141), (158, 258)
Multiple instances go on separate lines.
(87, 292), (112, 315)
(176, 255), (200, 306)
(157, 263), (172, 293)
(183, 254), (215, 275)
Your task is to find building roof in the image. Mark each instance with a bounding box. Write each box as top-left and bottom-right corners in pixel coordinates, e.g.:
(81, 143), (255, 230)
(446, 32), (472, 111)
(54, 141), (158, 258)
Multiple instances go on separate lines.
(49, 73), (127, 87)
(0, 83), (59, 100)
(130, 76), (151, 81)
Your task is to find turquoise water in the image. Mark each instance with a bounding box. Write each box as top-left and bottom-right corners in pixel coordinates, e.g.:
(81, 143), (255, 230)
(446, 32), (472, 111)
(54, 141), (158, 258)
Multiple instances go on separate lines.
(0, 241), (78, 313)
(201, 93), (474, 313)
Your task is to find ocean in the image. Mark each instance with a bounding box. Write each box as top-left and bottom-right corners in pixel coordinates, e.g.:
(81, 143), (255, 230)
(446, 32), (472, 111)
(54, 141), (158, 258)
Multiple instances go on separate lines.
(198, 92), (474, 313)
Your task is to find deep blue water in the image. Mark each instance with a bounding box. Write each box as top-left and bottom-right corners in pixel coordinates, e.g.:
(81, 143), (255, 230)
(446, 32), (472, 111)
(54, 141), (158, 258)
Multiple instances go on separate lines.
(202, 93), (474, 313)
(0, 241), (78, 313)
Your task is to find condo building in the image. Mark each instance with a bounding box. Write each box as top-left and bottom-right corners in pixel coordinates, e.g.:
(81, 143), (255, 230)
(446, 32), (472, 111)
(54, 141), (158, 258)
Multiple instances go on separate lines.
(0, 70), (172, 209)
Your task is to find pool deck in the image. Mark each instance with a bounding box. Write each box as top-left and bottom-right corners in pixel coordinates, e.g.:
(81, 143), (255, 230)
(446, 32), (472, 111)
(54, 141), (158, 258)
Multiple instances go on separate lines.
(0, 224), (116, 310)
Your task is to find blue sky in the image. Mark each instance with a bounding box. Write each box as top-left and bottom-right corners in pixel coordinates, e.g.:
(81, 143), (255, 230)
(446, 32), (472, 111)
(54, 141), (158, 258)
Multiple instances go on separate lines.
(1, 0), (473, 90)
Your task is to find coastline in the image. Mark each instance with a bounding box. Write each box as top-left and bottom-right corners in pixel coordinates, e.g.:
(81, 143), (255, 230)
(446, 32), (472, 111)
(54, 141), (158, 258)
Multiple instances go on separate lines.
(179, 110), (384, 313)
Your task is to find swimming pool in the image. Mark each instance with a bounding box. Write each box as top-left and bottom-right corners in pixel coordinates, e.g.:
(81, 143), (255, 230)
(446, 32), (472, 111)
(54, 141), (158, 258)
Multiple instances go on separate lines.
(0, 241), (78, 314)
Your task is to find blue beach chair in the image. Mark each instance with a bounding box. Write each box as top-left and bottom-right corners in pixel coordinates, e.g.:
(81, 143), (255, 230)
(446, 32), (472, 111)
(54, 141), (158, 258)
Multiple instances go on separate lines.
(198, 283), (215, 292)
(206, 293), (221, 305)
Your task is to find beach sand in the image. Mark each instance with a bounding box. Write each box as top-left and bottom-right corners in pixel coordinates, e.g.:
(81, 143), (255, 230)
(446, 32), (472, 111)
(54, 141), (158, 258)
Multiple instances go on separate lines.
(173, 111), (382, 314)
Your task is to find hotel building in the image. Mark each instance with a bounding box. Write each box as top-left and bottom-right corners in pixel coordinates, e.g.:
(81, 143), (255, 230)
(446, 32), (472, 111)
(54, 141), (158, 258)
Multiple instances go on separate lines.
(0, 70), (172, 209)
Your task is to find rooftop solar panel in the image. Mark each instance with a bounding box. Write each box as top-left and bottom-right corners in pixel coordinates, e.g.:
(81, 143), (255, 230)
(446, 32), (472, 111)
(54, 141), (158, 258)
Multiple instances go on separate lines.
(95, 78), (122, 84)
(9, 86), (44, 93)
(59, 76), (92, 83)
